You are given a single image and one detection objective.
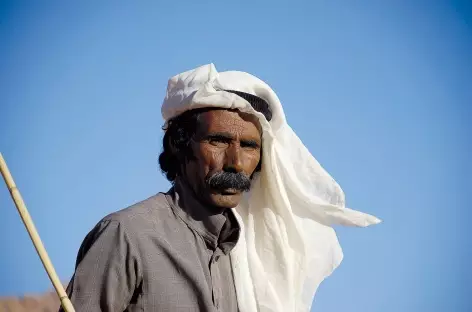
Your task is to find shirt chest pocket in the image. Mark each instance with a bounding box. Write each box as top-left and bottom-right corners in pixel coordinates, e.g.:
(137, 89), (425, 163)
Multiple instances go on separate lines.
(141, 242), (216, 311)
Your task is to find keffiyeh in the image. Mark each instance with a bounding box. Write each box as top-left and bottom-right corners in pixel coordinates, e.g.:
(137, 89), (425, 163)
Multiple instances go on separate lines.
(161, 64), (381, 312)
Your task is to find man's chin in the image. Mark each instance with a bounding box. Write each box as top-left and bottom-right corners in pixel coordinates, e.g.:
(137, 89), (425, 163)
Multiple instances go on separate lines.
(208, 192), (242, 209)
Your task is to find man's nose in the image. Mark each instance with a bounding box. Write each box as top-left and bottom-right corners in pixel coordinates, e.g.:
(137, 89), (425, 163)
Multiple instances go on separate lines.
(224, 143), (243, 173)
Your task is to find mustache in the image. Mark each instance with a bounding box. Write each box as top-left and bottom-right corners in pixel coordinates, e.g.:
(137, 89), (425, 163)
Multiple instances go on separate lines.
(206, 171), (252, 192)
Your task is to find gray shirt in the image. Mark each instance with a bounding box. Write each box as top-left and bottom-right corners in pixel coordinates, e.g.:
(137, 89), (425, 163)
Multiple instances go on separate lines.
(60, 182), (240, 312)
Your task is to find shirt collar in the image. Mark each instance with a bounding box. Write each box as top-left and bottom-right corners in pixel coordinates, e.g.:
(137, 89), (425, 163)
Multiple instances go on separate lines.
(165, 179), (240, 253)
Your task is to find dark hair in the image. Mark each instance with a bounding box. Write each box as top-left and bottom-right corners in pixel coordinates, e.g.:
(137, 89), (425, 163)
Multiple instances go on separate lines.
(158, 108), (206, 182)
(158, 92), (272, 182)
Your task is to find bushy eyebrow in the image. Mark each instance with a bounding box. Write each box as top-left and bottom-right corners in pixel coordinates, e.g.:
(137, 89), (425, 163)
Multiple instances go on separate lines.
(204, 132), (233, 141)
(203, 132), (261, 148)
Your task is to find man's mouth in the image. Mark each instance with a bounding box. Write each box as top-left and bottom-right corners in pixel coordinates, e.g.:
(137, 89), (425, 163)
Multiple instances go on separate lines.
(219, 188), (240, 195)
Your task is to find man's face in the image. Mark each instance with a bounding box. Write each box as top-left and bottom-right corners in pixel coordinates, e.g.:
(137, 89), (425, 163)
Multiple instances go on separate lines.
(182, 109), (262, 210)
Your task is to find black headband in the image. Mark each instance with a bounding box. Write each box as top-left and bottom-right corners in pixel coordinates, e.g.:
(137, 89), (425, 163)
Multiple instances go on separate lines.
(224, 90), (273, 122)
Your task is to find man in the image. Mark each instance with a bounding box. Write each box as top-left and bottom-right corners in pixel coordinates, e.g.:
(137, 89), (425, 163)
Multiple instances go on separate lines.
(60, 64), (380, 312)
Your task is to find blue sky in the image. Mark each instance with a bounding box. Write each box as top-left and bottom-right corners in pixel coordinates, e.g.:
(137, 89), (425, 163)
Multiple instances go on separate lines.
(0, 1), (470, 311)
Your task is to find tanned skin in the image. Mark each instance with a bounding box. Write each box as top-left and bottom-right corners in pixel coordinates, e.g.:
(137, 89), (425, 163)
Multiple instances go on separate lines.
(180, 109), (262, 211)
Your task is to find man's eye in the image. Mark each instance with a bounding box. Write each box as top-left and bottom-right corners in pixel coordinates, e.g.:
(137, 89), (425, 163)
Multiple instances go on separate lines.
(241, 142), (259, 149)
(209, 138), (229, 146)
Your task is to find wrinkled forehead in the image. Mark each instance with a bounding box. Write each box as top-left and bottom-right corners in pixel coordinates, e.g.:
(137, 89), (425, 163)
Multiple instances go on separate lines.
(196, 108), (263, 137)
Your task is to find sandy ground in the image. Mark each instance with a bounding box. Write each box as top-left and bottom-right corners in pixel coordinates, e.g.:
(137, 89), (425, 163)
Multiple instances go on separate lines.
(0, 287), (64, 312)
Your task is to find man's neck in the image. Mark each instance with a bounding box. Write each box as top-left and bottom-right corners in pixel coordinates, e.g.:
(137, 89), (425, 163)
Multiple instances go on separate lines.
(171, 178), (227, 245)
(174, 177), (226, 216)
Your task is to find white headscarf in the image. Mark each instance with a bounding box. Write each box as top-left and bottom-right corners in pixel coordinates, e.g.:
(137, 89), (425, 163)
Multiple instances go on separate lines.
(161, 64), (381, 312)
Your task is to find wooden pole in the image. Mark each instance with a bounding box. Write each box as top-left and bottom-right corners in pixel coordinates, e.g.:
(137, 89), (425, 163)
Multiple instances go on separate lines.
(0, 153), (75, 312)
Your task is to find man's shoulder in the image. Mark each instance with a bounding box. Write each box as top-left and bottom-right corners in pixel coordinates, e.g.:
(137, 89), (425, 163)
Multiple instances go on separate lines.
(101, 192), (172, 226)
(75, 191), (174, 262)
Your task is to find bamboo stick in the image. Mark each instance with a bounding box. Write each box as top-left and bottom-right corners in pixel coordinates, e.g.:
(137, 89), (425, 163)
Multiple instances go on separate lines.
(0, 153), (75, 312)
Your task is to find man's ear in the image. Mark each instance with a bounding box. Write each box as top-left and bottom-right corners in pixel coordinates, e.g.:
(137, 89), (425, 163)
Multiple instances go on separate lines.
(168, 138), (179, 156)
(171, 138), (197, 166)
